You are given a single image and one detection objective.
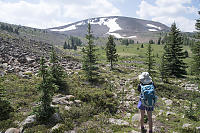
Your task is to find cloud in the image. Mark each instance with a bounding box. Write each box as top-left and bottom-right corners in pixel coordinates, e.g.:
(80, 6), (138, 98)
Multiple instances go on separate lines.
(0, 0), (121, 29)
(136, 0), (198, 32)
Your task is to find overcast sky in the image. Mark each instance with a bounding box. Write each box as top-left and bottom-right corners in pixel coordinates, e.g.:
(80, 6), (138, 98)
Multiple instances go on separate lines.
(0, 0), (199, 32)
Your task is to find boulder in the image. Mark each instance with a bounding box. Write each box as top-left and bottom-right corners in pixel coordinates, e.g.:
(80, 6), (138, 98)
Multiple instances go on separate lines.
(166, 111), (175, 116)
(5, 128), (20, 133)
(109, 118), (129, 126)
(130, 130), (140, 133)
(196, 126), (200, 132)
(132, 113), (140, 123)
(125, 113), (131, 118)
(65, 95), (75, 101)
(164, 99), (173, 106)
(65, 106), (71, 111)
(51, 123), (64, 132)
(20, 115), (36, 128)
(182, 123), (192, 129)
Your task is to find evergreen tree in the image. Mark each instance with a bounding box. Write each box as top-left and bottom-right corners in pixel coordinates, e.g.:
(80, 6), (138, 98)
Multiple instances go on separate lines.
(74, 45), (77, 50)
(0, 77), (13, 120)
(122, 39), (129, 46)
(159, 54), (169, 82)
(191, 11), (200, 80)
(50, 47), (67, 91)
(146, 43), (155, 75)
(163, 23), (187, 78)
(82, 23), (98, 82)
(106, 35), (118, 70)
(158, 37), (161, 45)
(35, 57), (57, 122)
(141, 44), (144, 48)
(67, 40), (71, 49)
(63, 41), (68, 49)
(149, 39), (154, 44)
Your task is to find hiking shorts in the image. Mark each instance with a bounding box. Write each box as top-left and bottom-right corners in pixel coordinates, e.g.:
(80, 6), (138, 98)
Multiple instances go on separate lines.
(137, 100), (154, 111)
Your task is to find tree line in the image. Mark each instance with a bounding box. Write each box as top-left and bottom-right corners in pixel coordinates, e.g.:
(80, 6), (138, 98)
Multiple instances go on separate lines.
(0, 23), (19, 35)
(63, 36), (82, 50)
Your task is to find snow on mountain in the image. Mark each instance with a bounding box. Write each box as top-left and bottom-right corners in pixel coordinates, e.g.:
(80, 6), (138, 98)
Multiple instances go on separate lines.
(148, 29), (158, 32)
(107, 32), (124, 38)
(51, 17), (122, 34)
(147, 24), (161, 30)
(51, 25), (76, 31)
(48, 16), (170, 41)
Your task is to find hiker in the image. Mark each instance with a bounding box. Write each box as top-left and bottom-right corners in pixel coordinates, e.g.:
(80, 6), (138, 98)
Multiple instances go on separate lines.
(137, 72), (157, 133)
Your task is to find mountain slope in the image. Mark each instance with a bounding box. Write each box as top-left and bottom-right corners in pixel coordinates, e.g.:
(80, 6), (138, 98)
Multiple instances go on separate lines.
(49, 16), (170, 41)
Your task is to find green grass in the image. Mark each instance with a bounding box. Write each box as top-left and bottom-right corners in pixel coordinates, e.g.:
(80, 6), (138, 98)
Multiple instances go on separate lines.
(1, 43), (199, 133)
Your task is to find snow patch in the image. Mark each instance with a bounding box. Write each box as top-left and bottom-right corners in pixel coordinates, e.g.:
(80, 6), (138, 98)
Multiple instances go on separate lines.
(127, 36), (137, 38)
(147, 24), (161, 30)
(107, 33), (124, 38)
(88, 17), (121, 32)
(107, 33), (137, 39)
(51, 25), (76, 31)
(148, 29), (158, 32)
(104, 18), (121, 32)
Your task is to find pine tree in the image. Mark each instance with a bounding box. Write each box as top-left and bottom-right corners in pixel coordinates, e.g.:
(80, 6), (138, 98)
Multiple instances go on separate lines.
(191, 11), (200, 80)
(106, 35), (118, 70)
(159, 53), (169, 82)
(158, 37), (161, 45)
(50, 47), (67, 91)
(35, 57), (57, 122)
(82, 23), (98, 82)
(67, 40), (71, 49)
(63, 41), (68, 49)
(146, 43), (155, 75)
(163, 23), (187, 78)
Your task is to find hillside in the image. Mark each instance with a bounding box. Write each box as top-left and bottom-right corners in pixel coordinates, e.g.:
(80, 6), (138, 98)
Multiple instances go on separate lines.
(1, 40), (200, 133)
(0, 17), (199, 133)
(49, 16), (170, 43)
(0, 22), (68, 46)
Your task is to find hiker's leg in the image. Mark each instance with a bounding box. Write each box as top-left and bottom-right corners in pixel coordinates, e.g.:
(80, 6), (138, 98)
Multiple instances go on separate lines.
(140, 109), (145, 128)
(147, 111), (153, 132)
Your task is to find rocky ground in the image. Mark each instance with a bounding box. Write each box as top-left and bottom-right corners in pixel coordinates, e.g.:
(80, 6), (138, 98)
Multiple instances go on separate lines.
(0, 35), (81, 78)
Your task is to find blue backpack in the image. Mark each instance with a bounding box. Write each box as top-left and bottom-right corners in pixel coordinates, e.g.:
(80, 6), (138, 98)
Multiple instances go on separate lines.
(140, 83), (157, 107)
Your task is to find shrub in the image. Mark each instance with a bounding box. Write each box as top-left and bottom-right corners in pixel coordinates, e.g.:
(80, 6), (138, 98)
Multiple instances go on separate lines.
(76, 88), (119, 114)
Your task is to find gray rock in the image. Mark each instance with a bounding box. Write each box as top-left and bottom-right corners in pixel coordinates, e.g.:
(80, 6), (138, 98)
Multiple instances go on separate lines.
(132, 114), (140, 123)
(21, 115), (36, 127)
(64, 130), (76, 133)
(130, 130), (140, 133)
(51, 123), (64, 132)
(0, 70), (6, 76)
(65, 95), (75, 101)
(165, 99), (173, 106)
(125, 113), (131, 118)
(166, 111), (175, 116)
(65, 106), (71, 111)
(5, 128), (20, 133)
(109, 118), (129, 126)
(196, 126), (200, 132)
(182, 123), (192, 129)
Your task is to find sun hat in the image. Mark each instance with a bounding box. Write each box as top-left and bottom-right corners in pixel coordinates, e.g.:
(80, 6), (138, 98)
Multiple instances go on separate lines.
(138, 72), (152, 84)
